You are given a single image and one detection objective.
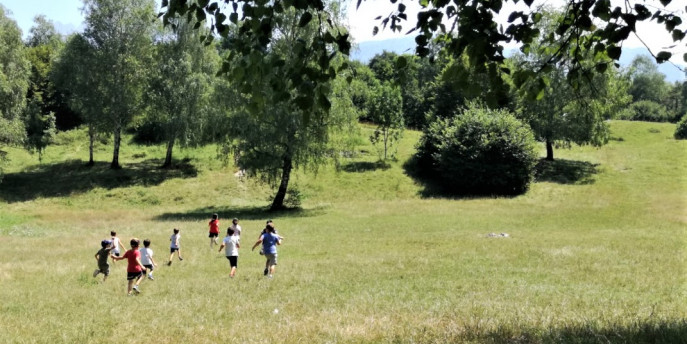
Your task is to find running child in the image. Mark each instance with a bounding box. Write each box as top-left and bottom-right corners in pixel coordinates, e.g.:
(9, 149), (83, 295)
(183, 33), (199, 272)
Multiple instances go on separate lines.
(252, 223), (282, 278)
(110, 231), (124, 263)
(209, 213), (220, 248)
(112, 238), (147, 296)
(218, 228), (240, 278)
(140, 239), (157, 280)
(168, 228), (183, 265)
(93, 239), (113, 282)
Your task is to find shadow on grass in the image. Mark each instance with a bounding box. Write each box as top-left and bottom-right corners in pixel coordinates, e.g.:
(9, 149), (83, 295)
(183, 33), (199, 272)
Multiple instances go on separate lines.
(0, 159), (197, 203)
(468, 319), (687, 344)
(340, 160), (391, 173)
(153, 205), (328, 222)
(535, 158), (599, 184)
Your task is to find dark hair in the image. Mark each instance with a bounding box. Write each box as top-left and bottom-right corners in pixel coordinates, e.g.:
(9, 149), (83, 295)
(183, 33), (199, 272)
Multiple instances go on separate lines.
(111, 231), (116, 236)
(143, 239), (151, 247)
(227, 227), (235, 235)
(173, 228), (180, 234)
(212, 213), (218, 220)
(130, 238), (140, 247)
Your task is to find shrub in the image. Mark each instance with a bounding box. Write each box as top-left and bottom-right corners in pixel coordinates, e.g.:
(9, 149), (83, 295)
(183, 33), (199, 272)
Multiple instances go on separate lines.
(618, 101), (671, 122)
(416, 103), (538, 195)
(675, 114), (687, 140)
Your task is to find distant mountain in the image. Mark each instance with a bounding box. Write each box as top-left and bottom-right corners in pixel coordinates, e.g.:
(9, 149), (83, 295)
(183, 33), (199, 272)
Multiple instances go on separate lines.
(351, 37), (685, 83)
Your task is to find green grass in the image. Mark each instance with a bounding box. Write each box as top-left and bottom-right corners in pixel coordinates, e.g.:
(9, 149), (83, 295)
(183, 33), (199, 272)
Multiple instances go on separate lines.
(0, 121), (685, 343)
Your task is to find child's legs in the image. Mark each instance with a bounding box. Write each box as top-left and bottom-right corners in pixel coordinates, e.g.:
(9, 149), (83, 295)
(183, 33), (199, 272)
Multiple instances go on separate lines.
(127, 279), (134, 293)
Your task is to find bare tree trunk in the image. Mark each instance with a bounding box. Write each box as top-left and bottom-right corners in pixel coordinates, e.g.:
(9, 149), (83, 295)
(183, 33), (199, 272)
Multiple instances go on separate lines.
(383, 128), (388, 161)
(87, 125), (95, 166)
(162, 137), (175, 168)
(545, 140), (554, 161)
(270, 155), (293, 211)
(111, 122), (122, 169)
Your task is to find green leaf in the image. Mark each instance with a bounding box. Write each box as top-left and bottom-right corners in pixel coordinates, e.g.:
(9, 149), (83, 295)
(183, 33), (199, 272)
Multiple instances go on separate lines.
(656, 51), (672, 63)
(659, 0), (671, 6)
(672, 29), (685, 41)
(606, 46), (622, 60)
(395, 56), (407, 69)
(684, 53), (687, 63)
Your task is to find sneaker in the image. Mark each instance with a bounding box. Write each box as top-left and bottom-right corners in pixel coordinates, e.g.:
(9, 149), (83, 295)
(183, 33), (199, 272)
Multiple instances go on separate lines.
(179, 257), (183, 261)
(132, 285), (140, 294)
(167, 261), (172, 266)
(93, 269), (99, 278)
(263, 268), (268, 276)
(268, 274), (273, 278)
(147, 274), (154, 280)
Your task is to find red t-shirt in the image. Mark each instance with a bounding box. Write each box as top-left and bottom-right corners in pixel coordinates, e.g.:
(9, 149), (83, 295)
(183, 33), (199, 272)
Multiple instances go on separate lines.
(123, 249), (142, 273)
(209, 219), (220, 234)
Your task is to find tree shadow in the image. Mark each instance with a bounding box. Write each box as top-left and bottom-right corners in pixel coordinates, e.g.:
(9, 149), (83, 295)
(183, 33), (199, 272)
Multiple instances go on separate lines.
(340, 161), (391, 173)
(535, 158), (599, 184)
(0, 159), (197, 203)
(469, 319), (687, 344)
(153, 205), (328, 222)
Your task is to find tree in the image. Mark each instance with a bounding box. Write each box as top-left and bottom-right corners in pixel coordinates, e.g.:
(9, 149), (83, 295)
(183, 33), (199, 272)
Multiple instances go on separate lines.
(82, 0), (156, 169)
(0, 6), (30, 158)
(164, 0), (687, 111)
(147, 18), (221, 168)
(368, 82), (403, 161)
(627, 55), (668, 104)
(220, 6), (355, 210)
(52, 33), (106, 166)
(512, 10), (631, 161)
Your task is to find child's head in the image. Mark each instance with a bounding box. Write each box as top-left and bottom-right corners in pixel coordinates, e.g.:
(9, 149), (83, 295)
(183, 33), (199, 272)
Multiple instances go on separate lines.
(101, 239), (112, 248)
(111, 231), (116, 236)
(227, 227), (235, 236)
(232, 218), (239, 225)
(143, 239), (151, 248)
(130, 238), (140, 248)
(173, 228), (180, 234)
(212, 213), (218, 220)
(266, 223), (275, 233)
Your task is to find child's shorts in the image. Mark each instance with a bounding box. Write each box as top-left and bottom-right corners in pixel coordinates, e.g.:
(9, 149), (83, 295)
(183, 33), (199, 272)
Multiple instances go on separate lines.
(208, 232), (219, 238)
(143, 264), (154, 271)
(265, 253), (278, 266)
(226, 256), (238, 267)
(98, 264), (110, 276)
(170, 247), (179, 253)
(127, 271), (144, 281)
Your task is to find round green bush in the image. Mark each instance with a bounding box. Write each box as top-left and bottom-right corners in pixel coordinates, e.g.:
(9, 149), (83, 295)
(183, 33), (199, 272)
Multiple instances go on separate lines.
(675, 114), (687, 140)
(619, 100), (671, 122)
(416, 103), (538, 195)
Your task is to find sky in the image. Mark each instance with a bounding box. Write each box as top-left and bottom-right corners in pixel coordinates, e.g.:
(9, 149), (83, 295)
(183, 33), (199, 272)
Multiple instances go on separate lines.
(1, 0), (685, 63)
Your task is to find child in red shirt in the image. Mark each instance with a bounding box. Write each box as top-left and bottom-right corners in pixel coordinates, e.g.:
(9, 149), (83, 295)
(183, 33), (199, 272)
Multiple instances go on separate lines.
(112, 238), (147, 296)
(208, 213), (220, 249)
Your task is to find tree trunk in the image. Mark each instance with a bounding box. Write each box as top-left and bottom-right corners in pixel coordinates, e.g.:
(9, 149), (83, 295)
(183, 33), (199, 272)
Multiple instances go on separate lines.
(383, 128), (388, 161)
(87, 125), (95, 166)
(111, 123), (122, 169)
(162, 137), (175, 168)
(545, 140), (554, 161)
(270, 155), (293, 211)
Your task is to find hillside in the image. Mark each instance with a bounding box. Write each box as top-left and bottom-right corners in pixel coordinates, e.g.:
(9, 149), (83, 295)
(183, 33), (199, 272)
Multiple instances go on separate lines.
(0, 121), (686, 343)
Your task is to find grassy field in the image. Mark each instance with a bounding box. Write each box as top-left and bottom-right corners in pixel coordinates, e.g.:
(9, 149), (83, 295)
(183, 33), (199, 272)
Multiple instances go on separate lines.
(0, 121), (685, 343)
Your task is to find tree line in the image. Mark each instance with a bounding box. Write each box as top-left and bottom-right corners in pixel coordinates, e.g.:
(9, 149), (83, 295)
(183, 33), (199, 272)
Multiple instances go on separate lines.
(0, 0), (686, 209)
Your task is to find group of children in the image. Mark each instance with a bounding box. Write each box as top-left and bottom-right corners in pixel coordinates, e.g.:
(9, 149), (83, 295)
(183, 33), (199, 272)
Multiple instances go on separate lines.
(93, 215), (283, 295)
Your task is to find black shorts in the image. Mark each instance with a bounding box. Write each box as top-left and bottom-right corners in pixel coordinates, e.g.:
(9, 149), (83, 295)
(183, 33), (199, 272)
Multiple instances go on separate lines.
(170, 247), (179, 253)
(209, 232), (219, 238)
(226, 256), (238, 267)
(113, 251), (121, 257)
(143, 264), (154, 271)
(127, 271), (144, 280)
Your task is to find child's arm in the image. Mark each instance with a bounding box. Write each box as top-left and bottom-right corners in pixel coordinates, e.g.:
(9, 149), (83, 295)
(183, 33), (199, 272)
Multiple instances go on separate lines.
(111, 254), (125, 261)
(136, 257), (146, 271)
(95, 252), (100, 261)
(251, 238), (263, 251)
(218, 242), (225, 252)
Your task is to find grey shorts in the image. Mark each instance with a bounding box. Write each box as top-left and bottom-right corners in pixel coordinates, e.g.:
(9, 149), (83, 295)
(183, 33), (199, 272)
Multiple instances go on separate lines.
(98, 264), (110, 276)
(265, 253), (278, 266)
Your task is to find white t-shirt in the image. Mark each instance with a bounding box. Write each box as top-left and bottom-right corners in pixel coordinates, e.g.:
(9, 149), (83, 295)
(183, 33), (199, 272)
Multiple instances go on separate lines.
(231, 224), (242, 236)
(222, 236), (240, 256)
(112, 237), (123, 253)
(140, 247), (153, 265)
(170, 234), (180, 248)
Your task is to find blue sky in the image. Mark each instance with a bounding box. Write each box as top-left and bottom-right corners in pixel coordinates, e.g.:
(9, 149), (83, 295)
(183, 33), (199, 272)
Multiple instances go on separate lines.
(1, 0), (85, 37)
